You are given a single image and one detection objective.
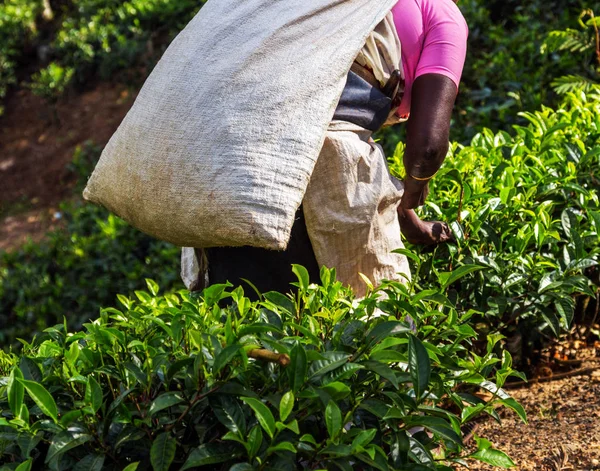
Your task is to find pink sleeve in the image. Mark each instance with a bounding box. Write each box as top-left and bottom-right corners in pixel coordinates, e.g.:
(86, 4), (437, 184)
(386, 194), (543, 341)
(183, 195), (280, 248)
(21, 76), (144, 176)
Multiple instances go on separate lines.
(415, 0), (468, 88)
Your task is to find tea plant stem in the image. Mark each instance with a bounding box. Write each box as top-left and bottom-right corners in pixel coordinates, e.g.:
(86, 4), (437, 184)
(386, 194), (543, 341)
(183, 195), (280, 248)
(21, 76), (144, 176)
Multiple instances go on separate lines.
(165, 385), (220, 432)
(248, 349), (290, 366)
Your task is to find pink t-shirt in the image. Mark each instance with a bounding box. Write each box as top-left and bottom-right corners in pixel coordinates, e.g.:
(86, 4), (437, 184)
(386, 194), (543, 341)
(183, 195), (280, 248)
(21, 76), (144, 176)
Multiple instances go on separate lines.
(392, 0), (468, 117)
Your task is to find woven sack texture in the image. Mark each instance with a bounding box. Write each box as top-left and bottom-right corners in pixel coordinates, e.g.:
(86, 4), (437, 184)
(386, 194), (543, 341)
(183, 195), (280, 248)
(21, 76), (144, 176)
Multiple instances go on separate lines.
(83, 0), (398, 249)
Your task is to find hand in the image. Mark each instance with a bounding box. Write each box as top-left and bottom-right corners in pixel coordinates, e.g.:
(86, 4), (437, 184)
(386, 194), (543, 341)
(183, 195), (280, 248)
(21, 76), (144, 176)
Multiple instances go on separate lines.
(399, 175), (430, 209)
(397, 207), (454, 246)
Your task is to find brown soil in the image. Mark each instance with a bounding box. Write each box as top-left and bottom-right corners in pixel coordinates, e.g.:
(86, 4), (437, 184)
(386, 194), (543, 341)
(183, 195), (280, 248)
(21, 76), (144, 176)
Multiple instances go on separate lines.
(459, 353), (600, 471)
(0, 83), (136, 251)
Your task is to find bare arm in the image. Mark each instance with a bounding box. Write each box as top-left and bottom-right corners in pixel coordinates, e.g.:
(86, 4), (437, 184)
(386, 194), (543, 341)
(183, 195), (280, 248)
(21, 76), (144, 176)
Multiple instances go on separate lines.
(399, 73), (458, 209)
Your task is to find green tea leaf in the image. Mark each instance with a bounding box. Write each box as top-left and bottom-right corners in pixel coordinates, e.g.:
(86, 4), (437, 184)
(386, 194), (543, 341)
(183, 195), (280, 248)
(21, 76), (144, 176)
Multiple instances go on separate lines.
(404, 416), (463, 446)
(122, 463), (140, 471)
(181, 443), (238, 470)
(288, 343), (308, 392)
(246, 425), (263, 459)
(19, 358), (42, 383)
(212, 395), (246, 435)
(18, 379), (58, 423)
(279, 391), (294, 422)
(229, 464), (255, 471)
(8, 367), (24, 416)
(362, 360), (399, 389)
(500, 398), (528, 423)
(213, 343), (242, 374)
(72, 453), (105, 471)
(438, 265), (486, 289)
(267, 441), (296, 455)
(85, 377), (103, 413)
(351, 429), (377, 451)
(308, 352), (350, 380)
(150, 432), (176, 471)
(46, 430), (92, 464)
(149, 392), (185, 417)
(366, 321), (411, 346)
(472, 437), (515, 468)
(241, 397), (276, 438)
(408, 335), (430, 401)
(325, 400), (342, 440)
(292, 264), (310, 291)
(15, 460), (33, 471)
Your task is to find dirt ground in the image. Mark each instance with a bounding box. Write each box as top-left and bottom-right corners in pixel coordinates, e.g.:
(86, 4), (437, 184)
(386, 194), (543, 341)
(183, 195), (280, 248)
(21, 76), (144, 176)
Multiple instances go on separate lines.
(460, 351), (600, 471)
(0, 83), (135, 250)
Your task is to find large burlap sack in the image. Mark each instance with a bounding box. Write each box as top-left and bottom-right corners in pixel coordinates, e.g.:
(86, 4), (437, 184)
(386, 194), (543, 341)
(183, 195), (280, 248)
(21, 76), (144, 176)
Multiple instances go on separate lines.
(83, 0), (397, 249)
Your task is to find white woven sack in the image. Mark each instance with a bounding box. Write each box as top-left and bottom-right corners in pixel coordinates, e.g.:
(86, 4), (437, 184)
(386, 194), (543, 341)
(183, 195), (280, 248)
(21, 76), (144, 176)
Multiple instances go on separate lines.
(83, 0), (398, 249)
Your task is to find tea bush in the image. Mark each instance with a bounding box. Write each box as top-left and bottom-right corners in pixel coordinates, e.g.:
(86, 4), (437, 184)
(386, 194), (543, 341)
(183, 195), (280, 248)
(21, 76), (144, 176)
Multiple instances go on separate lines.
(390, 90), (600, 366)
(0, 0), (41, 114)
(0, 201), (182, 348)
(451, 0), (589, 142)
(0, 0), (204, 114)
(0, 271), (525, 470)
(40, 0), (205, 91)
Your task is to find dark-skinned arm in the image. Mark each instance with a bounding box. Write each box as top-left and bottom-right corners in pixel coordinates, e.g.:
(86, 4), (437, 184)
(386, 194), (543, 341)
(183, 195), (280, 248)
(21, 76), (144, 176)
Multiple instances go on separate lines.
(399, 73), (458, 209)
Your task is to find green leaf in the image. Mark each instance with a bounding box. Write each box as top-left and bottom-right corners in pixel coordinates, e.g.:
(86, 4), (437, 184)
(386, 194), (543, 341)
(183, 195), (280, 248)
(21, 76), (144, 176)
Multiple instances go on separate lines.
(404, 416), (463, 446)
(438, 265), (486, 289)
(351, 429), (377, 451)
(267, 441), (296, 455)
(19, 403), (29, 423)
(85, 377), (103, 414)
(246, 425), (263, 459)
(19, 358), (42, 383)
(325, 401), (342, 440)
(292, 264), (310, 291)
(149, 392), (185, 417)
(500, 398), (527, 423)
(46, 431), (93, 464)
(15, 459), (33, 471)
(461, 404), (486, 423)
(229, 464), (255, 471)
(471, 437), (515, 468)
(8, 367), (24, 416)
(212, 395), (246, 435)
(241, 397), (276, 438)
(150, 432), (176, 471)
(308, 352), (350, 381)
(72, 454), (105, 471)
(17, 378), (58, 423)
(408, 335), (430, 401)
(124, 362), (148, 386)
(300, 434), (317, 445)
(122, 463), (140, 471)
(181, 443), (239, 470)
(146, 279), (160, 296)
(280, 391), (294, 422)
(362, 360), (399, 389)
(366, 322), (411, 346)
(288, 343), (308, 393)
(213, 343), (242, 374)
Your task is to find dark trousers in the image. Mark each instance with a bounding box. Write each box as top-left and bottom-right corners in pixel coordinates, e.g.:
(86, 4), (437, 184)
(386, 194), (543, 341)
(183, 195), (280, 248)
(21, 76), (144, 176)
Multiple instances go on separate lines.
(205, 210), (320, 298)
